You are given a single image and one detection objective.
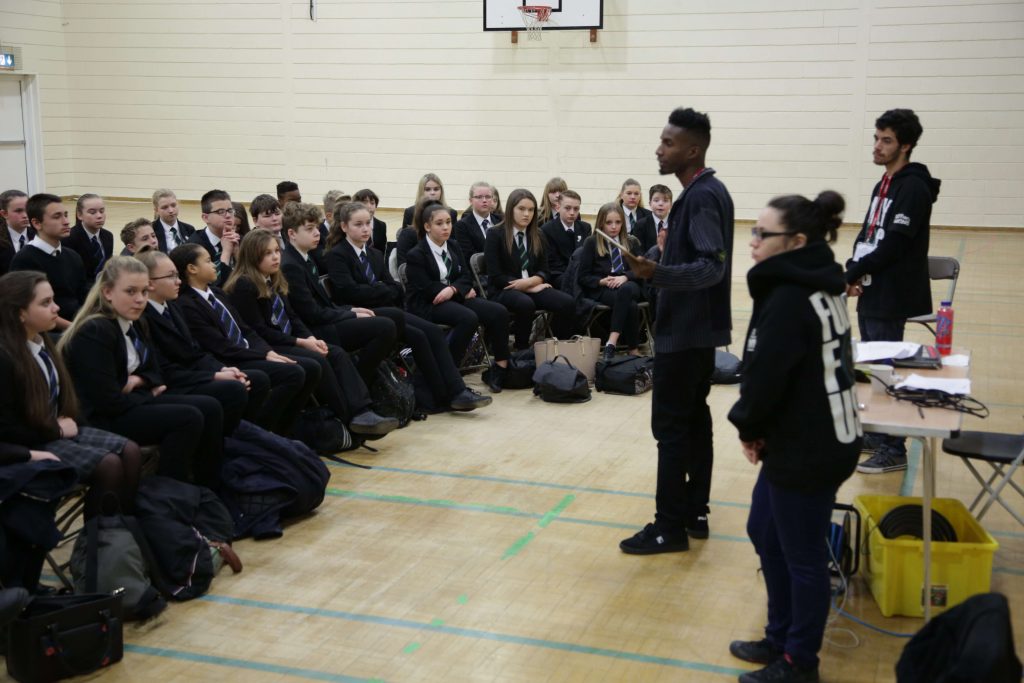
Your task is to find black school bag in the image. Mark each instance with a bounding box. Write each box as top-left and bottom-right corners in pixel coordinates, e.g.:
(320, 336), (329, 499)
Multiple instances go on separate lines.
(370, 359), (416, 427)
(595, 355), (654, 395)
(532, 355), (591, 403)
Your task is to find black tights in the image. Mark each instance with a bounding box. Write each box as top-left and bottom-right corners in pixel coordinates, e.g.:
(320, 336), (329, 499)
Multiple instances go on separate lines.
(84, 441), (142, 517)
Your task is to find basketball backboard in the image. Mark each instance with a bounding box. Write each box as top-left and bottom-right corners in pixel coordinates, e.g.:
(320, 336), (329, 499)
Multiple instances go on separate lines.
(483, 0), (603, 31)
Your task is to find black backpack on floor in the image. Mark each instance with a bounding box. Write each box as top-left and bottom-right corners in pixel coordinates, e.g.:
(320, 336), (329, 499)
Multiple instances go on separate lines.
(596, 356), (654, 395)
(370, 359), (416, 427)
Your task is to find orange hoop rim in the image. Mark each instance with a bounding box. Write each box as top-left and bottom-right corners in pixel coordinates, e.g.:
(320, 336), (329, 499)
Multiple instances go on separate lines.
(519, 5), (553, 22)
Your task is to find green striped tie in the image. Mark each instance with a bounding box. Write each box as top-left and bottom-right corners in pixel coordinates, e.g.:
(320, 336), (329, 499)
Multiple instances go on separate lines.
(516, 232), (529, 272)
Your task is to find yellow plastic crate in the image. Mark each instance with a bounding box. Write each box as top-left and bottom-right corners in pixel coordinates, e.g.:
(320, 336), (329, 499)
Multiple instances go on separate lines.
(854, 495), (998, 618)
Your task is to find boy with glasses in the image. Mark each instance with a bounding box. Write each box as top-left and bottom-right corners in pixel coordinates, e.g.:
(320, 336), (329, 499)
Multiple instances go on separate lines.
(188, 189), (239, 286)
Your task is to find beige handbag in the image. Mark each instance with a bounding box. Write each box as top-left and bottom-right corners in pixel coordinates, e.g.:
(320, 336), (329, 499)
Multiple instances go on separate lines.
(534, 336), (601, 382)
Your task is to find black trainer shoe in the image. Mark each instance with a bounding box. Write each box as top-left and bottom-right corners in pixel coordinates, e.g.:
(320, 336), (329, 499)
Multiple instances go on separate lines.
(482, 363), (506, 393)
(450, 388), (493, 411)
(349, 410), (400, 436)
(861, 432), (884, 452)
(739, 656), (819, 683)
(729, 638), (784, 665)
(686, 514), (709, 539)
(603, 343), (616, 362)
(619, 523), (689, 555)
(856, 445), (907, 474)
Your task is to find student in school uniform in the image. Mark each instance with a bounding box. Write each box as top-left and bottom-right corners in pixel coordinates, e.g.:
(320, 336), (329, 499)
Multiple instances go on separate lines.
(326, 201), (491, 412)
(453, 181), (500, 261)
(401, 173), (458, 228)
(405, 198), (511, 393)
(9, 194), (89, 330)
(618, 178), (653, 239)
(151, 188), (196, 253)
(276, 180), (302, 208)
(224, 229), (398, 436)
(316, 190), (348, 263)
(249, 194), (285, 246)
(280, 202), (398, 387)
(170, 243), (316, 437)
(539, 177), (567, 225)
(630, 184), (673, 255)
(353, 189), (388, 253)
(1, 190), (34, 276)
(137, 249), (270, 436)
(577, 202), (645, 360)
(119, 218), (159, 256)
(58, 257), (226, 489)
(0, 270), (143, 517)
(232, 202), (251, 239)
(539, 189), (592, 288)
(62, 194), (114, 281)
(188, 189), (240, 287)
(485, 188), (577, 349)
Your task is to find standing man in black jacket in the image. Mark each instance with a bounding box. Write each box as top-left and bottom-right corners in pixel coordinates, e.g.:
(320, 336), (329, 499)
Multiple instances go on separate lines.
(619, 107), (734, 554)
(845, 109), (940, 474)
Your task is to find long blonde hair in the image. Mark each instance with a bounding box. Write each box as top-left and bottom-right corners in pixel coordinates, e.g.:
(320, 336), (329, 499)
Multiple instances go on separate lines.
(414, 173), (446, 206)
(593, 202), (634, 258)
(58, 256), (150, 353)
(223, 228), (288, 299)
(539, 177), (567, 221)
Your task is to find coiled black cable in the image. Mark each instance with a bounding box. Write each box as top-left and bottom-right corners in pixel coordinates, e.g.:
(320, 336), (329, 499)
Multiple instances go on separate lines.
(878, 504), (958, 542)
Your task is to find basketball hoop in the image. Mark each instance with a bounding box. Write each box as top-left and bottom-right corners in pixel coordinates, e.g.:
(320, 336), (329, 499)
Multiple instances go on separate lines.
(519, 5), (552, 40)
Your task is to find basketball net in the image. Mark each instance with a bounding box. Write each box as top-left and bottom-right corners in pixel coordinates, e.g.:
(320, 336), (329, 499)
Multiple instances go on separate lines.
(519, 5), (552, 40)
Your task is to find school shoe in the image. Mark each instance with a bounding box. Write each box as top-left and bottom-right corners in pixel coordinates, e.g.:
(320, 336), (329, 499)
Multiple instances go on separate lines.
(349, 410), (400, 436)
(856, 445), (907, 474)
(686, 514), (710, 540)
(861, 432), (884, 452)
(619, 523), (689, 555)
(482, 363), (506, 393)
(738, 656), (819, 683)
(729, 638), (784, 665)
(603, 343), (616, 362)
(449, 388), (493, 411)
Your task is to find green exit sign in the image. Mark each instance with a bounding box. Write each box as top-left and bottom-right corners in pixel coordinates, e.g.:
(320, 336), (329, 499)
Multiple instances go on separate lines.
(0, 53), (14, 70)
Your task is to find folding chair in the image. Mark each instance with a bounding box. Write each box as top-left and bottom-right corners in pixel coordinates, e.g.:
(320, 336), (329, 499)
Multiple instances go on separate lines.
(319, 273), (334, 300)
(908, 256), (960, 335)
(387, 248), (401, 283)
(942, 430), (1024, 527)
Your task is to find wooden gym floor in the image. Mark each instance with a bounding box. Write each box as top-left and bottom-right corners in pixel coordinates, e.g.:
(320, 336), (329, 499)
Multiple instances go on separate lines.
(32, 202), (1024, 682)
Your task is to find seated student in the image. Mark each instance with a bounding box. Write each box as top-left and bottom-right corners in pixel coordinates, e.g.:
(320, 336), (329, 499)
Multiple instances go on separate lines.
(490, 185), (504, 224)
(353, 189), (388, 253)
(188, 189), (240, 286)
(405, 199), (511, 393)
(62, 194), (113, 281)
(401, 173), (457, 228)
(540, 189), (592, 288)
(250, 194), (284, 246)
(170, 244), (316, 436)
(280, 202), (398, 387)
(10, 194), (89, 330)
(631, 184), (673, 254)
(58, 257), (225, 489)
(277, 180), (302, 208)
(137, 249), (271, 435)
(151, 188), (196, 253)
(0, 270), (143, 517)
(326, 201), (491, 412)
(578, 202), (645, 360)
(232, 201), (251, 239)
(485, 189), (577, 349)
(454, 181), (500, 261)
(224, 229), (397, 435)
(618, 178), (653, 237)
(119, 218), (159, 256)
(539, 177), (567, 225)
(1, 190), (33, 275)
(316, 190), (349, 265)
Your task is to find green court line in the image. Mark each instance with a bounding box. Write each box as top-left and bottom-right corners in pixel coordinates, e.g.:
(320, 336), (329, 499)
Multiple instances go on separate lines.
(125, 644), (383, 683)
(201, 594), (747, 678)
(503, 494), (576, 559)
(326, 488), (536, 518)
(502, 531), (537, 559)
(401, 642), (421, 654)
(539, 494), (575, 527)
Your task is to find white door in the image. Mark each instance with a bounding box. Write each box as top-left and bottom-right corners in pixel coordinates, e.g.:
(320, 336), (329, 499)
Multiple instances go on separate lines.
(0, 77), (29, 192)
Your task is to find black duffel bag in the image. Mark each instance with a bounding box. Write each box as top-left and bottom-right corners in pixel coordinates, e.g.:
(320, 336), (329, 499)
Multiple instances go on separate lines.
(532, 355), (591, 403)
(503, 348), (537, 389)
(6, 593), (124, 682)
(595, 355), (654, 395)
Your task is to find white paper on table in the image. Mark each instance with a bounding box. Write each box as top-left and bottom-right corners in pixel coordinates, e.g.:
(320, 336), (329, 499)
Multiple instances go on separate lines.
(895, 374), (972, 395)
(941, 354), (970, 368)
(855, 341), (921, 363)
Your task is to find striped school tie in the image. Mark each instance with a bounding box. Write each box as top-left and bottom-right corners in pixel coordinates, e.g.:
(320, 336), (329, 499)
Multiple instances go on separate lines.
(441, 249), (452, 282)
(516, 232), (529, 272)
(208, 294), (245, 347)
(360, 251), (376, 284)
(213, 242), (223, 278)
(480, 218), (489, 238)
(629, 213), (636, 232)
(169, 227), (181, 248)
(37, 348), (59, 411)
(126, 324), (149, 365)
(91, 236), (105, 277)
(610, 245), (623, 274)
(271, 293), (292, 335)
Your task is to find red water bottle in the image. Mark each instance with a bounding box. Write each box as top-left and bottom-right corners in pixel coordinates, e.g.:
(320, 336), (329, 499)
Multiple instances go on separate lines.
(935, 300), (954, 356)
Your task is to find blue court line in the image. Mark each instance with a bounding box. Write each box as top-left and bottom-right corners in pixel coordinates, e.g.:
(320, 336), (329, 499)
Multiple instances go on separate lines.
(327, 463), (752, 509)
(124, 644), (382, 682)
(200, 594), (748, 678)
(993, 566), (1024, 577)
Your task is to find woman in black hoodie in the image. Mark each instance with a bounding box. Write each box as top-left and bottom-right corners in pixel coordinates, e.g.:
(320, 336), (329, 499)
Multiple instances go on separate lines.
(726, 191), (862, 683)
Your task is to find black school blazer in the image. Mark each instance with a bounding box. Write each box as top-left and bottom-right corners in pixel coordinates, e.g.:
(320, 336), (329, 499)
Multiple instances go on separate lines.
(404, 238), (474, 319)
(62, 316), (165, 424)
(280, 243), (355, 329)
(324, 240), (403, 308)
(154, 220), (196, 254)
(576, 234), (643, 293)
(62, 225), (114, 280)
(225, 276), (313, 348)
(0, 348), (60, 447)
(540, 218), (592, 277)
(454, 214), (498, 260)
(630, 214), (662, 254)
(187, 229), (233, 286)
(484, 226), (552, 296)
(142, 301), (224, 391)
(176, 285), (272, 363)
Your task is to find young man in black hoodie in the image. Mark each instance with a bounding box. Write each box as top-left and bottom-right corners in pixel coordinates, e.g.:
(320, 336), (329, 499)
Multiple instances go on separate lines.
(728, 192), (861, 683)
(846, 109), (941, 474)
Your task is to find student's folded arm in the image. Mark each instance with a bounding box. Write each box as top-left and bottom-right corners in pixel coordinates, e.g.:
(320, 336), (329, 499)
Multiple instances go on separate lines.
(0, 441), (31, 466)
(228, 279), (297, 347)
(577, 241), (604, 290)
(69, 322), (153, 416)
(325, 251), (379, 306)
(651, 206), (727, 292)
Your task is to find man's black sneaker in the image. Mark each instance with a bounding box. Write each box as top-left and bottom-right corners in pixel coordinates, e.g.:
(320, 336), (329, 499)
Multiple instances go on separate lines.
(686, 514), (709, 539)
(450, 388), (492, 411)
(729, 638), (784, 665)
(739, 656), (819, 683)
(856, 446), (907, 474)
(619, 523), (689, 555)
